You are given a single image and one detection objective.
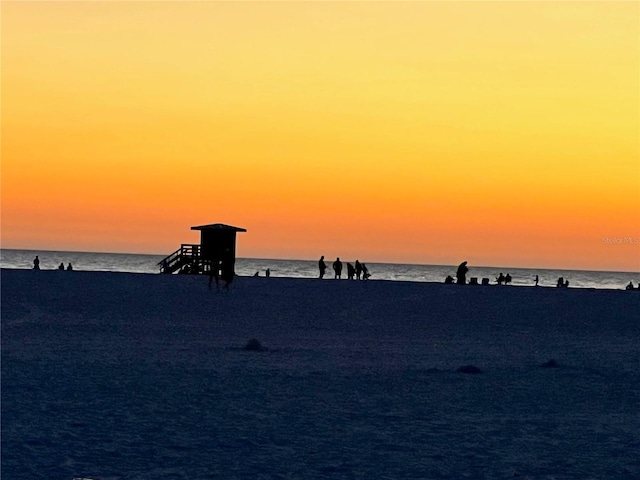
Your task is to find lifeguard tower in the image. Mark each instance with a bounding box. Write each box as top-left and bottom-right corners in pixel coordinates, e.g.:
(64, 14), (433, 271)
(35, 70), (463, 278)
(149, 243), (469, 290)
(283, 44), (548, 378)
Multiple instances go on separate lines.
(159, 223), (247, 275)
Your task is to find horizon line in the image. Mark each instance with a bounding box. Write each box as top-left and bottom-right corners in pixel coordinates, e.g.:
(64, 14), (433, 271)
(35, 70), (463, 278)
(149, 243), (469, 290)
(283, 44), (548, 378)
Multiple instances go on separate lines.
(2, 247), (638, 275)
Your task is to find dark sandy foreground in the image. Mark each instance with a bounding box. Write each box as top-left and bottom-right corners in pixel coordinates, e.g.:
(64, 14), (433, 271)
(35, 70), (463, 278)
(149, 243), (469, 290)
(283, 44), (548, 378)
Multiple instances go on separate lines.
(2, 269), (639, 479)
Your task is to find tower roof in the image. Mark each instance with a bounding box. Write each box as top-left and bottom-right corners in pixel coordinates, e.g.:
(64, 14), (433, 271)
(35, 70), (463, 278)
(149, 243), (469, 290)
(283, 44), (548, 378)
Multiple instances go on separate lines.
(190, 223), (247, 232)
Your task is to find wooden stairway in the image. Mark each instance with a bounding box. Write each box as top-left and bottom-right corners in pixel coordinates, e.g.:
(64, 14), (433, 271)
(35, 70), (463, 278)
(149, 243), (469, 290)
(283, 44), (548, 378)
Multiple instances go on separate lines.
(158, 244), (202, 274)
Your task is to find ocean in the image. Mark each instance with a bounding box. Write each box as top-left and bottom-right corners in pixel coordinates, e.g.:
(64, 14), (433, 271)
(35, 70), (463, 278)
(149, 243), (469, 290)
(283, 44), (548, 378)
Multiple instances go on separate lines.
(2, 249), (638, 290)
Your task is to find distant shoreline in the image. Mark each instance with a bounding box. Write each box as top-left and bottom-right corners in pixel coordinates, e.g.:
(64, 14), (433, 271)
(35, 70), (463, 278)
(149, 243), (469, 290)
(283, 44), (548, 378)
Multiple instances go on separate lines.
(2, 267), (637, 292)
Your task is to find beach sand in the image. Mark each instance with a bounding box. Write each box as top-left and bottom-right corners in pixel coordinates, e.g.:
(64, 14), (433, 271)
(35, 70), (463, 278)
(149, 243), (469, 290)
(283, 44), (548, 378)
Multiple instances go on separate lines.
(2, 269), (639, 479)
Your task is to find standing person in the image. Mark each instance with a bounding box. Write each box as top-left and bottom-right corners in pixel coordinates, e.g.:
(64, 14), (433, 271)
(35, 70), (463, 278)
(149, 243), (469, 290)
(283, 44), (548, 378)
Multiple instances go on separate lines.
(265, 268), (271, 278)
(535, 275), (539, 286)
(504, 273), (512, 285)
(209, 260), (220, 290)
(355, 260), (363, 280)
(318, 256), (327, 279)
(221, 259), (234, 291)
(333, 257), (343, 279)
(33, 256), (40, 270)
(456, 261), (468, 285)
(346, 263), (355, 280)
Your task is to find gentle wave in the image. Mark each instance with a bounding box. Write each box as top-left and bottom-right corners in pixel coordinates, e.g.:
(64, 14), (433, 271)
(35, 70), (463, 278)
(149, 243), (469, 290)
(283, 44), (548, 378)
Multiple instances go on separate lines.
(1, 249), (638, 290)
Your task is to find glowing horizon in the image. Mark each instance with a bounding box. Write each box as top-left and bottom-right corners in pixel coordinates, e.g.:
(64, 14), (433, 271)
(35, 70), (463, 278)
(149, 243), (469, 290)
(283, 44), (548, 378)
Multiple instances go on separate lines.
(2, 1), (638, 272)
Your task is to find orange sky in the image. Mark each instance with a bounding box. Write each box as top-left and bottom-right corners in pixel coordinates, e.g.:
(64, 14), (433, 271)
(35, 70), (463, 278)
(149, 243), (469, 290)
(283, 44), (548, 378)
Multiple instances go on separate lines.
(2, 1), (639, 271)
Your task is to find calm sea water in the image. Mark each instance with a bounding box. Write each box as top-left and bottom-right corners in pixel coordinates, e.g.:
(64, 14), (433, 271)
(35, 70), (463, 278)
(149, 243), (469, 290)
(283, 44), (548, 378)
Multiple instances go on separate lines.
(1, 248), (638, 290)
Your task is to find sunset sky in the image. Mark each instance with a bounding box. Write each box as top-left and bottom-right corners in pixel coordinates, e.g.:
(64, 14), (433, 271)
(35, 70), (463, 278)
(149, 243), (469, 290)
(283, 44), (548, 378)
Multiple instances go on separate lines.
(2, 1), (638, 272)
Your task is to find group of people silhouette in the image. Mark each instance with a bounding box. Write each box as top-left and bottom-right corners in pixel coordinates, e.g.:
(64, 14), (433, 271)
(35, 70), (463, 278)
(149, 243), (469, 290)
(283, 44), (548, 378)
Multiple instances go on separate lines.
(318, 256), (370, 280)
(496, 272), (512, 285)
(33, 256), (73, 271)
(625, 281), (640, 291)
(445, 262), (561, 288)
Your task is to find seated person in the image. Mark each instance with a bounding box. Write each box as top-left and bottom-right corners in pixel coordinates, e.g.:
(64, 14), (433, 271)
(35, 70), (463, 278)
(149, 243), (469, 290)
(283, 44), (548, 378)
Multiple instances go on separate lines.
(362, 264), (371, 280)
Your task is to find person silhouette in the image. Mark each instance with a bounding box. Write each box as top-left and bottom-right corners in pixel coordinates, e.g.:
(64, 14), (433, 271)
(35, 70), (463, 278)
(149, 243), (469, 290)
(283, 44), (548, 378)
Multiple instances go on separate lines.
(456, 261), (468, 285)
(265, 268), (271, 278)
(208, 260), (220, 290)
(66, 263), (73, 271)
(221, 259), (234, 290)
(333, 257), (343, 279)
(496, 273), (505, 285)
(33, 256), (40, 270)
(355, 260), (363, 280)
(58, 263), (65, 271)
(505, 273), (512, 285)
(318, 256), (327, 279)
(626, 281), (634, 290)
(535, 275), (539, 286)
(346, 263), (355, 280)
(362, 263), (371, 280)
